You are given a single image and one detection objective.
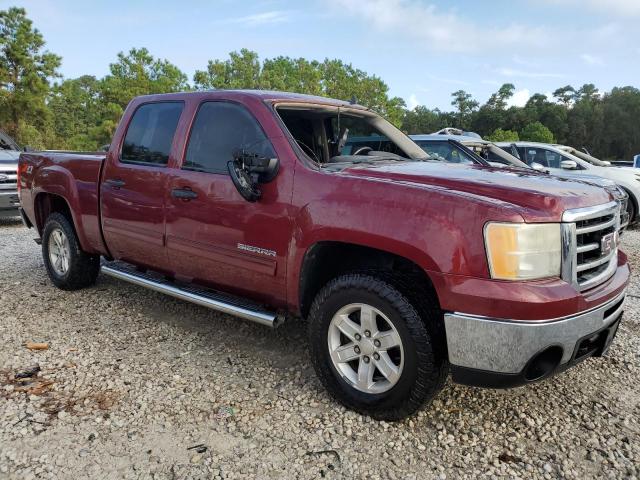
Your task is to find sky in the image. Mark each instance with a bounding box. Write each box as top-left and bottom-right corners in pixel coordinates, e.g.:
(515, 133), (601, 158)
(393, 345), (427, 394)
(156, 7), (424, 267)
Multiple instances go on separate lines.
(3, 0), (640, 110)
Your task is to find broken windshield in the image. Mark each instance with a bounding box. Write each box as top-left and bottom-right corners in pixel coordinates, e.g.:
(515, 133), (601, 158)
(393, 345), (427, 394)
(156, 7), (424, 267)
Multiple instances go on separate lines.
(275, 104), (428, 165)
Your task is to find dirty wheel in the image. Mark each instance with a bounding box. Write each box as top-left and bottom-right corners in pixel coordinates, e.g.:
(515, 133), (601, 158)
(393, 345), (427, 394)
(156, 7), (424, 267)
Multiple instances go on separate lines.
(42, 212), (100, 290)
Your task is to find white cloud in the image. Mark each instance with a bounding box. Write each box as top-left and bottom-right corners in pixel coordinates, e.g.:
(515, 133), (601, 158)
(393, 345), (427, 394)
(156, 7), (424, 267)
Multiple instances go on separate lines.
(407, 94), (420, 110)
(497, 67), (564, 79)
(543, 0), (640, 16)
(507, 89), (531, 107)
(223, 10), (292, 27)
(327, 0), (551, 53)
(580, 53), (604, 66)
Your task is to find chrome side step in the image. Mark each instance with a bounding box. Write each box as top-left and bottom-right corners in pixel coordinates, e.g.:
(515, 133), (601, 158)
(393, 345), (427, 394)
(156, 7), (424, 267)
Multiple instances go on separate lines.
(101, 262), (279, 328)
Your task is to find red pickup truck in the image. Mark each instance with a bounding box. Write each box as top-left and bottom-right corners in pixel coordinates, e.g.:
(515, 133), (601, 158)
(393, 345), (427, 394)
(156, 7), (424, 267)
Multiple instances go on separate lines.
(18, 90), (629, 420)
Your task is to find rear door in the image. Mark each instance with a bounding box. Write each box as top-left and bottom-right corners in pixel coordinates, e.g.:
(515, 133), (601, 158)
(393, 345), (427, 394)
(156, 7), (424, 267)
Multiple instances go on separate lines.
(100, 101), (184, 271)
(165, 100), (294, 306)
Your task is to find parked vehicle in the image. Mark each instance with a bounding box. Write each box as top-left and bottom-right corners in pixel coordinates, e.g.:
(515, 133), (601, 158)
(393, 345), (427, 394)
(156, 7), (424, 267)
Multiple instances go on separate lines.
(18, 91), (629, 420)
(0, 130), (21, 218)
(498, 141), (640, 224)
(411, 135), (630, 230)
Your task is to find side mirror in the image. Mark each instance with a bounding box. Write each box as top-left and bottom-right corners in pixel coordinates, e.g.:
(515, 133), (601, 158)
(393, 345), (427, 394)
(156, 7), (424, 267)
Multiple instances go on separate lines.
(227, 150), (280, 202)
(560, 160), (578, 170)
(531, 162), (546, 171)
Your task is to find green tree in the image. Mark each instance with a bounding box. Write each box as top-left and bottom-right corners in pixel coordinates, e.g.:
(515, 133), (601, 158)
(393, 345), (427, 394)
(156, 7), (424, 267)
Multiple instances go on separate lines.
(402, 106), (451, 134)
(520, 121), (555, 143)
(450, 90), (478, 129)
(486, 128), (519, 142)
(194, 50), (406, 126)
(0, 7), (61, 147)
(486, 83), (515, 110)
(552, 85), (576, 106)
(101, 47), (189, 109)
(48, 75), (105, 150)
(193, 48), (260, 90)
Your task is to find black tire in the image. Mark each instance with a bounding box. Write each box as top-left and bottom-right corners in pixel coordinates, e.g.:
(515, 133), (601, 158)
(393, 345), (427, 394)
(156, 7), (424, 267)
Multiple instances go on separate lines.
(307, 273), (447, 420)
(626, 193), (636, 226)
(42, 212), (100, 290)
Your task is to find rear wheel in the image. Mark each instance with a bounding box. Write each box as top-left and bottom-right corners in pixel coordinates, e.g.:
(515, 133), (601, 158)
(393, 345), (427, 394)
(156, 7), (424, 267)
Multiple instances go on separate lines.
(42, 213), (100, 290)
(307, 273), (447, 420)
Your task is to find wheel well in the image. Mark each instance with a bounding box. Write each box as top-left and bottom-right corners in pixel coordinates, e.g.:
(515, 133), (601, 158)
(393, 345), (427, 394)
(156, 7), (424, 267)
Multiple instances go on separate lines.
(34, 193), (73, 235)
(299, 242), (440, 319)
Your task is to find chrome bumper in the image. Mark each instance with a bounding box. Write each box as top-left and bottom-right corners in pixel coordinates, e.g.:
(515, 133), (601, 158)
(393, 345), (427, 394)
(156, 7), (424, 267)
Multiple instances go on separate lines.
(444, 290), (625, 375)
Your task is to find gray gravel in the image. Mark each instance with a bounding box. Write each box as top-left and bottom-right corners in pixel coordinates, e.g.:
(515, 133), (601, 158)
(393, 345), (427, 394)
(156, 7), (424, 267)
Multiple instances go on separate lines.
(0, 216), (639, 480)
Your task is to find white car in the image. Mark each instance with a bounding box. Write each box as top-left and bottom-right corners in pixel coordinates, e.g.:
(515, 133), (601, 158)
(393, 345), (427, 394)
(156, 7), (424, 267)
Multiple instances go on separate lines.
(497, 141), (640, 224)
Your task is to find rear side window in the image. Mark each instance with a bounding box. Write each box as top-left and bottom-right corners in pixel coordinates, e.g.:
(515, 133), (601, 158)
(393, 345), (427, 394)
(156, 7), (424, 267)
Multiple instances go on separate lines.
(121, 102), (184, 166)
(183, 102), (275, 174)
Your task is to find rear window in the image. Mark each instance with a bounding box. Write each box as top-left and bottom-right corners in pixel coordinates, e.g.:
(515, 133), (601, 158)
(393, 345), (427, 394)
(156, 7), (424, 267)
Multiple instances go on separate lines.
(121, 102), (183, 166)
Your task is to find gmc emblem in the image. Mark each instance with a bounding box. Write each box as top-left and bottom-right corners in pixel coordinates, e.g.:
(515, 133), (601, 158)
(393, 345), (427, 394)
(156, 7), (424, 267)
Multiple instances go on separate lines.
(601, 232), (616, 256)
(0, 174), (8, 181)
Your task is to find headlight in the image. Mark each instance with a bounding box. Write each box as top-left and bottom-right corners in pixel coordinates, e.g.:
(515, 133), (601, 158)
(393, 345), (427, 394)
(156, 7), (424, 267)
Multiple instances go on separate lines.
(484, 223), (561, 280)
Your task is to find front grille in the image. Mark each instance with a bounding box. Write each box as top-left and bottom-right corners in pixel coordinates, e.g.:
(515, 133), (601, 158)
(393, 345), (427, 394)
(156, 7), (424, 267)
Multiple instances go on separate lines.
(0, 171), (17, 185)
(562, 202), (620, 292)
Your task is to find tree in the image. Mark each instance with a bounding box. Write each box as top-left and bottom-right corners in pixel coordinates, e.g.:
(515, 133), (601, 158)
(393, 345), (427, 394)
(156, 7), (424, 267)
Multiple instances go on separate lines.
(194, 50), (406, 126)
(193, 48), (260, 90)
(486, 128), (519, 142)
(520, 121), (555, 143)
(486, 83), (515, 110)
(402, 106), (451, 134)
(552, 85), (576, 106)
(48, 75), (105, 150)
(450, 90), (478, 129)
(0, 7), (61, 147)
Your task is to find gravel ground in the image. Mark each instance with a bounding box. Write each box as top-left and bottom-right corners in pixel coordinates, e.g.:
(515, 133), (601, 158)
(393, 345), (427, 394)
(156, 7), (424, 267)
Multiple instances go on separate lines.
(0, 217), (639, 480)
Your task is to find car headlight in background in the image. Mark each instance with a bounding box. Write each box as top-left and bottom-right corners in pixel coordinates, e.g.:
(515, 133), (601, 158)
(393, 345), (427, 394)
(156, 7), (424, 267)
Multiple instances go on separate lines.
(484, 223), (561, 280)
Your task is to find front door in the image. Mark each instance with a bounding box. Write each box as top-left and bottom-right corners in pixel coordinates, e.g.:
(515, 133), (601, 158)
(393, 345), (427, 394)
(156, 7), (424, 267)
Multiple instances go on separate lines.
(165, 100), (294, 306)
(101, 101), (184, 271)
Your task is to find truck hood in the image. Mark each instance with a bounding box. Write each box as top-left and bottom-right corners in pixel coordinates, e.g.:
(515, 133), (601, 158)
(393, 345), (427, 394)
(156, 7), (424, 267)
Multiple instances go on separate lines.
(342, 161), (612, 220)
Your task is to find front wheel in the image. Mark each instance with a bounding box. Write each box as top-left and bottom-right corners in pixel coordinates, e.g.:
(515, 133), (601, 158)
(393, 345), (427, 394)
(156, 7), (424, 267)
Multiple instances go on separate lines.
(307, 273), (447, 420)
(42, 212), (100, 290)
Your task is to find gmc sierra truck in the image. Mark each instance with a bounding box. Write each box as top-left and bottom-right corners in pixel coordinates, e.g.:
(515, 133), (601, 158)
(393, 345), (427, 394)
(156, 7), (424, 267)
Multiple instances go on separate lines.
(18, 90), (630, 420)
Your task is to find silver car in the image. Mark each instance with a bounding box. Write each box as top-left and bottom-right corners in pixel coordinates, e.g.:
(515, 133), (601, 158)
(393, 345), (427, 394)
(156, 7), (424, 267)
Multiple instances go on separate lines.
(0, 130), (21, 219)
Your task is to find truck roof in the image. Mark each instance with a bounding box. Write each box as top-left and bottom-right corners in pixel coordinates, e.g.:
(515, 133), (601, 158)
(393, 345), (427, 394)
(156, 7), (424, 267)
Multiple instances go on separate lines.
(132, 89), (368, 110)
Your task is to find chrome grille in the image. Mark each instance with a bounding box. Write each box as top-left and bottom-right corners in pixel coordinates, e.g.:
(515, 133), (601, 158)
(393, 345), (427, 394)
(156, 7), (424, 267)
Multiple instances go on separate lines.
(561, 201), (620, 292)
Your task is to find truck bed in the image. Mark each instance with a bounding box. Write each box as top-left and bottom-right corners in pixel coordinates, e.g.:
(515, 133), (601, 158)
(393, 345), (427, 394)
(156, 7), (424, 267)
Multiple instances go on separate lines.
(19, 150), (107, 255)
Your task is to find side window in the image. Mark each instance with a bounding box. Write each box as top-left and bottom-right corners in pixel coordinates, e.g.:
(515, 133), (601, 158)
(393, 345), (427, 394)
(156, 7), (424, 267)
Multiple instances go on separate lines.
(183, 102), (275, 174)
(525, 148), (549, 167)
(544, 150), (562, 168)
(121, 102), (183, 166)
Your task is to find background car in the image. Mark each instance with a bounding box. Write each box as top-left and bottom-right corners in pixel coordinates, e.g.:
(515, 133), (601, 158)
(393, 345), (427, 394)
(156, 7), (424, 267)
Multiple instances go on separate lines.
(0, 129), (20, 219)
(497, 141), (640, 224)
(410, 134), (631, 230)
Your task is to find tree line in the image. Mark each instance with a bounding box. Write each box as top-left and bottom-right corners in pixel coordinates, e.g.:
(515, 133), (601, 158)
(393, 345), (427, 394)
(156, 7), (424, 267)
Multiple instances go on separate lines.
(1, 7), (639, 159)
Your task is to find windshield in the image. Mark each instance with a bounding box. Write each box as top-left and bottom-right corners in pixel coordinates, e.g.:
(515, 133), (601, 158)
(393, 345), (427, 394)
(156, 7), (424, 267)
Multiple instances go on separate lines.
(276, 104), (428, 165)
(0, 130), (20, 151)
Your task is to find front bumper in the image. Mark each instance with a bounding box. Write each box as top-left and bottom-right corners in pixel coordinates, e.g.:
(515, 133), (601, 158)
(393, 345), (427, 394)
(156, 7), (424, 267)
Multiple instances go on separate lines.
(445, 289), (626, 388)
(0, 189), (20, 217)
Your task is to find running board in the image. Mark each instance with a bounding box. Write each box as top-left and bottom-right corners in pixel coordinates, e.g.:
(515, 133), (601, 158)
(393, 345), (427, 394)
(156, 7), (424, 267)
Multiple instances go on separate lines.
(101, 262), (280, 328)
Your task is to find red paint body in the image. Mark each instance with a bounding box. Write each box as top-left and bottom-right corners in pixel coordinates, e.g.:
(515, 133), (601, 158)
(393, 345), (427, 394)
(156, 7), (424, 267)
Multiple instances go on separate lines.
(18, 91), (629, 320)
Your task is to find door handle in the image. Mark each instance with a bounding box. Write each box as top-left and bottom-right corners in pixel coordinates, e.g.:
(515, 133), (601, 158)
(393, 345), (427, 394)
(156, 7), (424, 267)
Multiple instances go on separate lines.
(106, 178), (126, 188)
(171, 188), (198, 200)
